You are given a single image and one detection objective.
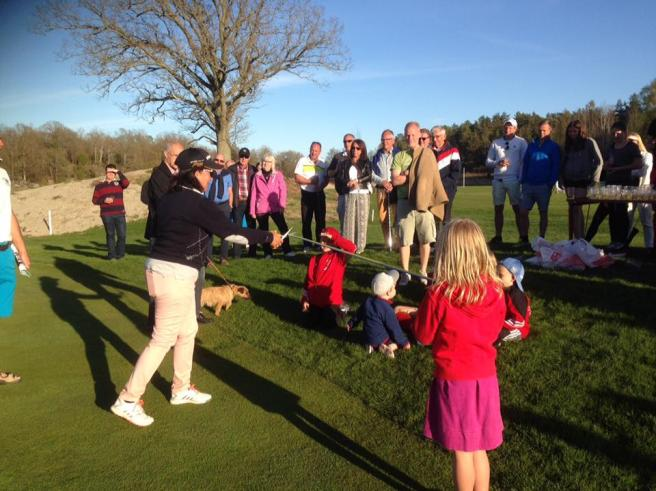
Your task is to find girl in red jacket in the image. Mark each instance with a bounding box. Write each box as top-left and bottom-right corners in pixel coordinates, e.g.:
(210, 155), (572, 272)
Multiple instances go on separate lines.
(301, 227), (356, 329)
(413, 219), (505, 491)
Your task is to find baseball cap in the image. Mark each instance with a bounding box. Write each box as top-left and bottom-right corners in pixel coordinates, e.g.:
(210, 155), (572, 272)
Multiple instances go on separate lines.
(175, 148), (217, 172)
(500, 257), (525, 292)
(238, 147), (251, 158)
(504, 118), (518, 128)
(371, 270), (399, 296)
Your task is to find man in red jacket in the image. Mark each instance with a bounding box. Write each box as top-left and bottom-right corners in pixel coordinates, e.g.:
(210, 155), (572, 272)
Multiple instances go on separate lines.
(301, 227), (356, 329)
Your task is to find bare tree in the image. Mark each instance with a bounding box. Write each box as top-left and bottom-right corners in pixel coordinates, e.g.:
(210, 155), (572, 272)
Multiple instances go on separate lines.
(36, 0), (349, 156)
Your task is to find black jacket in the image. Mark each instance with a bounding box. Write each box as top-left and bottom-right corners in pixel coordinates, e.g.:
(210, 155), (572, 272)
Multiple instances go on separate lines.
(333, 158), (372, 194)
(141, 161), (175, 240)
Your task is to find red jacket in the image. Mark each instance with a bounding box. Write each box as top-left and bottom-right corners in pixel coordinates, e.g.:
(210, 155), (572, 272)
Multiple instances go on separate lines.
(302, 229), (356, 308)
(503, 286), (531, 339)
(413, 279), (505, 380)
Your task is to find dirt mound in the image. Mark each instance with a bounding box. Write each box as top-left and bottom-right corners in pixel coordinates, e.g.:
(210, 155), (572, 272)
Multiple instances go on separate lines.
(12, 169), (150, 237)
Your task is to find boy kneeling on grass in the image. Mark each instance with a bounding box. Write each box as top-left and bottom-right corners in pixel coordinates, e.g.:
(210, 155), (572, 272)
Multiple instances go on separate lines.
(495, 257), (531, 347)
(301, 227), (356, 329)
(348, 270), (412, 358)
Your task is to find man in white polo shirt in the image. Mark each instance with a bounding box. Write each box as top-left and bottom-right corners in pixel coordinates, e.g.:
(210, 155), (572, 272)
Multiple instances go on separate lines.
(294, 141), (328, 251)
(485, 118), (528, 244)
(0, 137), (31, 385)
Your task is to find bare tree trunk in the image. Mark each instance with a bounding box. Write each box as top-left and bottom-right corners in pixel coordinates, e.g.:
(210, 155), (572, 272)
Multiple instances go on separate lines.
(217, 123), (231, 159)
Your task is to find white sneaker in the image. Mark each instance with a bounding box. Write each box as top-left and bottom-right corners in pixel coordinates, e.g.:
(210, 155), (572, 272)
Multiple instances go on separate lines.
(303, 247), (311, 254)
(264, 254), (273, 260)
(366, 345), (374, 354)
(111, 398), (154, 427)
(419, 270), (428, 286)
(285, 251), (296, 257)
(170, 385), (212, 405)
(379, 343), (397, 359)
(398, 272), (411, 286)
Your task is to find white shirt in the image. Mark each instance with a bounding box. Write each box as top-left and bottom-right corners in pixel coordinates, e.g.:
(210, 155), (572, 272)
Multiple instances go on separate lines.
(0, 168), (12, 242)
(632, 151), (654, 186)
(294, 156), (328, 192)
(485, 136), (528, 181)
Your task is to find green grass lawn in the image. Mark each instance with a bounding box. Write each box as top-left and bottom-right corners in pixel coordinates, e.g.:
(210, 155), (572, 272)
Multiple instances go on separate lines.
(2, 186), (655, 490)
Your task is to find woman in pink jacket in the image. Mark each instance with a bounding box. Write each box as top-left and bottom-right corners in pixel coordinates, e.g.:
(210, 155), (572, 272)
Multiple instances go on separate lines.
(250, 154), (294, 258)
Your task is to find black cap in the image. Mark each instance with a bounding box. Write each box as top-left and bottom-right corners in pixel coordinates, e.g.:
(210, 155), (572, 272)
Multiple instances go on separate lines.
(175, 148), (217, 172)
(238, 147), (250, 158)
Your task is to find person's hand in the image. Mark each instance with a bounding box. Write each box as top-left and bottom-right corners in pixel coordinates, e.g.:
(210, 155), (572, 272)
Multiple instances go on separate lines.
(19, 249), (30, 270)
(321, 231), (332, 241)
(310, 175), (319, 184)
(105, 197), (114, 204)
(270, 230), (283, 249)
(347, 179), (358, 189)
(383, 180), (393, 192)
(301, 300), (310, 312)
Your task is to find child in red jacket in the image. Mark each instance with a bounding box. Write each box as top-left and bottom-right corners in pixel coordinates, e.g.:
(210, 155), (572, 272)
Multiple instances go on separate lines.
(301, 227), (356, 329)
(495, 257), (531, 345)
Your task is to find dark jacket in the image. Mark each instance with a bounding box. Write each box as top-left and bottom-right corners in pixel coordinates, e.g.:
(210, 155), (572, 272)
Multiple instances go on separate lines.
(228, 163), (257, 207)
(151, 187), (272, 269)
(141, 161), (175, 240)
(328, 152), (349, 195)
(433, 142), (461, 198)
(333, 158), (372, 194)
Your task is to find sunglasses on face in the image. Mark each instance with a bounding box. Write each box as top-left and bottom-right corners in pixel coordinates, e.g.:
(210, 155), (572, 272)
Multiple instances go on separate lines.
(343, 139), (353, 144)
(419, 137), (430, 142)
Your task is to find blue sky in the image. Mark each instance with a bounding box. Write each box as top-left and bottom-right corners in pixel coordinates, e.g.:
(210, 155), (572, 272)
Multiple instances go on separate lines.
(1, 0), (655, 157)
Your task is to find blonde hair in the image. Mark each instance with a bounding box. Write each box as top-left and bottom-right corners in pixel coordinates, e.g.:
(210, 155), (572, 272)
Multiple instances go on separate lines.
(262, 154), (276, 171)
(432, 219), (501, 305)
(627, 132), (647, 153)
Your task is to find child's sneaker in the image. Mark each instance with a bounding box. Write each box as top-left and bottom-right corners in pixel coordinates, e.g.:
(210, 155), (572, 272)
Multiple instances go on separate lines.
(402, 342), (412, 351)
(398, 272), (411, 286)
(111, 398), (154, 427)
(500, 329), (522, 343)
(170, 384), (212, 405)
(379, 343), (396, 359)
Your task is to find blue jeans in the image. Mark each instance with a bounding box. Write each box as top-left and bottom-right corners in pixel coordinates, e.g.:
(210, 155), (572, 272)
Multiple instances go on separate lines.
(101, 215), (126, 259)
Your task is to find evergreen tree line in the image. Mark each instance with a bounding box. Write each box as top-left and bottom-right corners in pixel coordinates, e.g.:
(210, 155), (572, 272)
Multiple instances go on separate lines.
(1, 80), (654, 185)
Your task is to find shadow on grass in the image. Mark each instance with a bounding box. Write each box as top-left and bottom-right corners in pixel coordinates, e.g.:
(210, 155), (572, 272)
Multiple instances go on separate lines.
(195, 347), (427, 490)
(39, 274), (169, 409)
(505, 405), (656, 485)
(42, 241), (150, 259)
(525, 267), (656, 332)
(50, 257), (422, 488)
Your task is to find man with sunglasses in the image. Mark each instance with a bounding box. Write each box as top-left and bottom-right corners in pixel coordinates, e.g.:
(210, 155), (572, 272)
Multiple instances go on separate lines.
(327, 133), (355, 232)
(485, 118), (528, 244)
(92, 164), (130, 260)
(228, 147), (258, 258)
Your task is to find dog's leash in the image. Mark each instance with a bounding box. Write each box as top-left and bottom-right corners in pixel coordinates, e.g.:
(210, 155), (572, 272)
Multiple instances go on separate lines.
(207, 257), (234, 287)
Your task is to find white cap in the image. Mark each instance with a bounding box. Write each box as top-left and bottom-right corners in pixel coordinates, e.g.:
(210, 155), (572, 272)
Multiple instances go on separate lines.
(371, 270), (400, 296)
(504, 118), (518, 128)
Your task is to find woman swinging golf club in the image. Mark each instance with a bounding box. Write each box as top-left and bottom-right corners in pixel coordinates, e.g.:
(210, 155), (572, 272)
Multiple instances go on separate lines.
(111, 148), (282, 427)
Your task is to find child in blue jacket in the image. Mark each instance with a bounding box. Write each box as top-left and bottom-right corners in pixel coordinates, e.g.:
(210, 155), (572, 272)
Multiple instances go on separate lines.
(348, 270), (411, 358)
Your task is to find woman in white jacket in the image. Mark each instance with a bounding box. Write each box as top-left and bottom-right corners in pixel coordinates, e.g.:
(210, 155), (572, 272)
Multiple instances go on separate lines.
(627, 133), (653, 249)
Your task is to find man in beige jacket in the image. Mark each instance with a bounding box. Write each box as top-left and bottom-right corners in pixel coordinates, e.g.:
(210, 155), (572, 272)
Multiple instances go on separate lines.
(392, 122), (448, 285)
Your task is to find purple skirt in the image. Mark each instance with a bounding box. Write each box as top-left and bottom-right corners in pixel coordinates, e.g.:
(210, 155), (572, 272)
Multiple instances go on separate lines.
(424, 376), (503, 452)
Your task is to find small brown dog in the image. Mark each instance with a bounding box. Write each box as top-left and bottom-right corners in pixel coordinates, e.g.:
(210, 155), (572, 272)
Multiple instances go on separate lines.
(200, 284), (251, 317)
